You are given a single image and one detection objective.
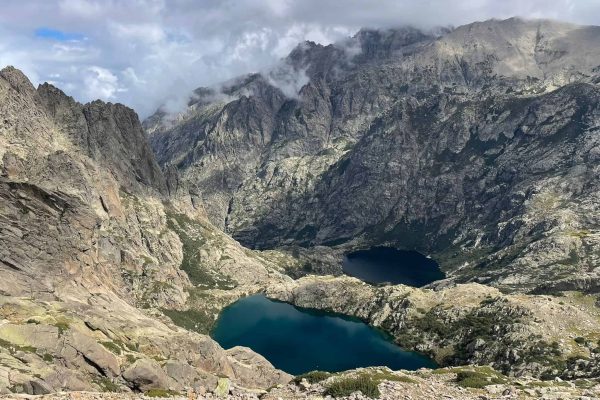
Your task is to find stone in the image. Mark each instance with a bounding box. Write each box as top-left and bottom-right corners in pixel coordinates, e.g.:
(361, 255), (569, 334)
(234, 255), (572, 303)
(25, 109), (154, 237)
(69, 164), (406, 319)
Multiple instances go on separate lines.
(214, 378), (230, 398)
(122, 359), (170, 391)
(66, 331), (120, 377)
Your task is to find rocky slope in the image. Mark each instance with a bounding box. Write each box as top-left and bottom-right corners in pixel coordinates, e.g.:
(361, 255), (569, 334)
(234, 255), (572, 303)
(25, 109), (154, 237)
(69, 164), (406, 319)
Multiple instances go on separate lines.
(3, 366), (600, 399)
(0, 66), (291, 396)
(146, 17), (600, 294)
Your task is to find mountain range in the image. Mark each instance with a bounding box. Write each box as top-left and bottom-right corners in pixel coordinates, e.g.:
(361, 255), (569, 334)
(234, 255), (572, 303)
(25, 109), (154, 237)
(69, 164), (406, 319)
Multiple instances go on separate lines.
(0, 17), (599, 399)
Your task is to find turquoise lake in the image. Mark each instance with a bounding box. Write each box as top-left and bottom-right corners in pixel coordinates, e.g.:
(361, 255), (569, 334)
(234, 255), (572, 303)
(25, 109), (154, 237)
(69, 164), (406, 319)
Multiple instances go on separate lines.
(343, 247), (445, 287)
(211, 294), (437, 375)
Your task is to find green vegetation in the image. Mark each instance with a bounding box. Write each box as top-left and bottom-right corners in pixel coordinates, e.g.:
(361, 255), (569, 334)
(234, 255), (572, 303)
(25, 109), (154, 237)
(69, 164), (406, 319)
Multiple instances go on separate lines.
(294, 370), (331, 384)
(166, 212), (213, 286)
(325, 375), (380, 398)
(567, 229), (591, 239)
(395, 298), (531, 370)
(100, 341), (122, 355)
(574, 336), (586, 345)
(95, 377), (120, 392)
(161, 307), (215, 334)
(455, 368), (508, 388)
(145, 389), (180, 397)
(123, 341), (139, 352)
(322, 369), (414, 398)
(42, 353), (54, 362)
(126, 354), (139, 364)
(518, 339), (567, 380)
(165, 210), (236, 289)
(0, 338), (37, 354)
(139, 281), (176, 309)
(53, 319), (70, 335)
(363, 369), (416, 384)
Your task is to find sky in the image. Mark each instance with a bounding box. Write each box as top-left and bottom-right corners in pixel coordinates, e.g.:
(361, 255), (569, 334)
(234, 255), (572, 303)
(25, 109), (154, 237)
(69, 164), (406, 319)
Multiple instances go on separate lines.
(1, 0), (599, 118)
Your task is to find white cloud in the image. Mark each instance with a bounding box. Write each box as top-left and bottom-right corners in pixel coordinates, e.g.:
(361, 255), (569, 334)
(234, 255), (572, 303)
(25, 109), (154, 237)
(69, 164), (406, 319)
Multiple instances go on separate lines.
(83, 66), (122, 100)
(58, 0), (104, 18)
(0, 0), (599, 117)
(267, 62), (309, 99)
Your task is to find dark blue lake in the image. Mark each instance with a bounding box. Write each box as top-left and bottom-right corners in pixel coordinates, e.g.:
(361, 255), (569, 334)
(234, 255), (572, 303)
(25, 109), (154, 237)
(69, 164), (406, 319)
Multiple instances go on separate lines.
(343, 247), (445, 287)
(211, 294), (436, 375)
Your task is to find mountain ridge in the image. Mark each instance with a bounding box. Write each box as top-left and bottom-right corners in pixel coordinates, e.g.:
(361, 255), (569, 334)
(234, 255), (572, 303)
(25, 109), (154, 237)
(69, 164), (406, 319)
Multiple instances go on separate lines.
(145, 17), (600, 294)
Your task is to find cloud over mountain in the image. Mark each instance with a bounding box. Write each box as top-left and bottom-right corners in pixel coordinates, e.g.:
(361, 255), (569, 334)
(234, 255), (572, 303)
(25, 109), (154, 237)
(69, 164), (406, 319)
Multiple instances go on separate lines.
(1, 0), (599, 117)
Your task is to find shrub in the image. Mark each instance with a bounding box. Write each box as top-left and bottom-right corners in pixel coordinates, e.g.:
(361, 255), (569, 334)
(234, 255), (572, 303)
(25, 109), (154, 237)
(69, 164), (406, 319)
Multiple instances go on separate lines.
(294, 370), (331, 384)
(455, 369), (507, 388)
(325, 375), (380, 398)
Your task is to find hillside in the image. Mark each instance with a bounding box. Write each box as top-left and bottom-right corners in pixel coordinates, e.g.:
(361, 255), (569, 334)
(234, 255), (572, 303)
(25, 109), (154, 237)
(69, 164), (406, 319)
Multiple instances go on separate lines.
(146, 17), (600, 294)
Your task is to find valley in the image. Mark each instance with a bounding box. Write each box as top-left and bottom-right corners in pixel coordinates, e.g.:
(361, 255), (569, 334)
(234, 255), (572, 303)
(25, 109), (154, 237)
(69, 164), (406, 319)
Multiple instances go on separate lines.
(0, 15), (599, 400)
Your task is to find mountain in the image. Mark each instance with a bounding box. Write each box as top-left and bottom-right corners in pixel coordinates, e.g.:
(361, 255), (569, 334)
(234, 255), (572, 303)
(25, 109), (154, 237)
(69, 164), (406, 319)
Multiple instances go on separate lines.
(1, 16), (600, 399)
(0, 66), (291, 395)
(145, 17), (600, 294)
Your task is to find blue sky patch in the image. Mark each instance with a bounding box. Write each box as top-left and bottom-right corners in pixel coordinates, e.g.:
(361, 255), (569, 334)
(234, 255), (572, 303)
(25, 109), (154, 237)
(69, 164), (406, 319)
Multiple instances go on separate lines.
(35, 27), (85, 41)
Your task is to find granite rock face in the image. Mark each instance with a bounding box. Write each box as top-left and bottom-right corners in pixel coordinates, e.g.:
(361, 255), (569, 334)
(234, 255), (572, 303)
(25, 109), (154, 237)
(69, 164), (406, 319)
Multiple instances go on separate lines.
(0, 66), (291, 395)
(146, 18), (600, 293)
(37, 82), (167, 194)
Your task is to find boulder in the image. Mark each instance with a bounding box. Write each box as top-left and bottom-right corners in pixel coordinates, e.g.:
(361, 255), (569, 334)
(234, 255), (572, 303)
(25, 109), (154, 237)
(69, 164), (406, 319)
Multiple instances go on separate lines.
(123, 359), (170, 391)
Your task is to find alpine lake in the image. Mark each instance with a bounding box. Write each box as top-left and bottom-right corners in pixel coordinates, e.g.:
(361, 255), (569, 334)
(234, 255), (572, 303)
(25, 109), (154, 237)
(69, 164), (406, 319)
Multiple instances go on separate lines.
(211, 247), (444, 374)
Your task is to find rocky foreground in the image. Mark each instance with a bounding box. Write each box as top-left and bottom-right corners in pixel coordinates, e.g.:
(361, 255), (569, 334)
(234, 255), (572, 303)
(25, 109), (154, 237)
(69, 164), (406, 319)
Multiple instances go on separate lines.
(2, 367), (600, 399)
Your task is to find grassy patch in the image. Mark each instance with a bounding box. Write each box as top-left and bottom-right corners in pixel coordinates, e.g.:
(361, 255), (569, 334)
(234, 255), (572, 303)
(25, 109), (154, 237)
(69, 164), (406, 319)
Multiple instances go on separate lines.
(323, 370), (413, 398)
(95, 377), (120, 392)
(364, 369), (416, 384)
(0, 338), (37, 354)
(325, 375), (380, 398)
(294, 370), (332, 384)
(100, 341), (122, 355)
(126, 354), (139, 364)
(567, 230), (591, 239)
(455, 368), (508, 388)
(161, 307), (215, 334)
(145, 389), (180, 398)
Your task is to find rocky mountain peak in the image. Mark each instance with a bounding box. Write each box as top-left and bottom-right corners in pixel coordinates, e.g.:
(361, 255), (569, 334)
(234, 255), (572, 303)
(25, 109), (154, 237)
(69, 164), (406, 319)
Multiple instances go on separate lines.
(0, 65), (36, 95)
(35, 80), (168, 194)
(352, 26), (431, 59)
